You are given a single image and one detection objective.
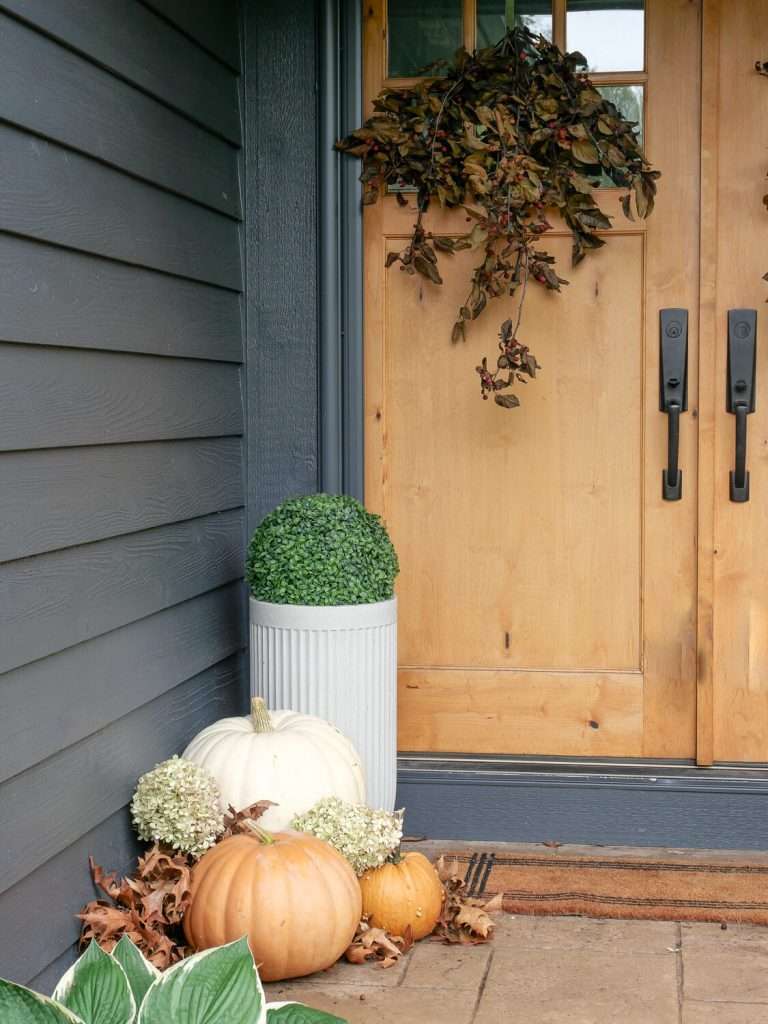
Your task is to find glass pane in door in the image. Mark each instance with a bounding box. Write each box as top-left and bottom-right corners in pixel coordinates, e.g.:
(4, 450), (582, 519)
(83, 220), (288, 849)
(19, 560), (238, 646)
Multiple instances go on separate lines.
(388, 0), (462, 78)
(566, 0), (644, 72)
(477, 0), (553, 47)
(595, 85), (644, 187)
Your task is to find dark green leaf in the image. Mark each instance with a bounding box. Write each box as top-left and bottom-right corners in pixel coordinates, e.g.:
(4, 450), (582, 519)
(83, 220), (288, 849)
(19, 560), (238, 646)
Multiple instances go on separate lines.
(571, 140), (600, 165)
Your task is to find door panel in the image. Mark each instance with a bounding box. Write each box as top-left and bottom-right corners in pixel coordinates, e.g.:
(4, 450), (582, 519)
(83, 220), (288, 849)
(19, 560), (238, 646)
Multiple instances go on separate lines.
(387, 233), (643, 673)
(704, 0), (768, 763)
(364, 0), (701, 758)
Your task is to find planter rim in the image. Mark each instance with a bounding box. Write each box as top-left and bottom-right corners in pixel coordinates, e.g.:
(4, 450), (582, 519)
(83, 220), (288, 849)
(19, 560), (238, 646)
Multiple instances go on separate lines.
(250, 595), (397, 630)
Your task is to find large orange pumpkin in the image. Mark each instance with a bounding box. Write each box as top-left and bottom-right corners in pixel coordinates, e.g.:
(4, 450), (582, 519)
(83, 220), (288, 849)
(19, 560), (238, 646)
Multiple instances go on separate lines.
(359, 852), (443, 941)
(183, 828), (362, 981)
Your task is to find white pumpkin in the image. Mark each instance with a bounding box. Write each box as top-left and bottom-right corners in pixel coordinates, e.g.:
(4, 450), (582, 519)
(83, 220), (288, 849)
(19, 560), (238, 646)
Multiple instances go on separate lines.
(182, 697), (366, 830)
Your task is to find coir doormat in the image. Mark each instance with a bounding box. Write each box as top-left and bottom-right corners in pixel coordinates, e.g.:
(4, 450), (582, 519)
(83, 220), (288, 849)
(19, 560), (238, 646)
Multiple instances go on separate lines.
(449, 849), (768, 925)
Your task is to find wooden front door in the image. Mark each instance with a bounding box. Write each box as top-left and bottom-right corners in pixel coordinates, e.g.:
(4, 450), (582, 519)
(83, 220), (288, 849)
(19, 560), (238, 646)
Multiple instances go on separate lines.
(363, 0), (767, 764)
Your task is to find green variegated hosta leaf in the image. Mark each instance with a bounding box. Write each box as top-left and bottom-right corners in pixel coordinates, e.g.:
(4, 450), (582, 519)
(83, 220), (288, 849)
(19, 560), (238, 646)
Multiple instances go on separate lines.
(137, 938), (263, 1024)
(53, 943), (134, 1024)
(0, 979), (86, 1024)
(111, 938), (159, 1011)
(265, 1003), (348, 1024)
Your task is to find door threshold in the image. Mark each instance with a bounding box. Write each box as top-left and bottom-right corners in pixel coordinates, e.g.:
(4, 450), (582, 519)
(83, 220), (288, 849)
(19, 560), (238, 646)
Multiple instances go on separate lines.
(398, 753), (768, 777)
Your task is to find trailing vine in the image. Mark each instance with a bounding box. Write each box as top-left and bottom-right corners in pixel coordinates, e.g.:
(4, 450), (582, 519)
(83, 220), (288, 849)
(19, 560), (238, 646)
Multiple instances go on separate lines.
(337, 26), (660, 409)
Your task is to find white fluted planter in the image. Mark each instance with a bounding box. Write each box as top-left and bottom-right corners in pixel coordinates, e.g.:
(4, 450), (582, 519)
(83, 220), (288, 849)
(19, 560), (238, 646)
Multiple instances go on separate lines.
(250, 597), (397, 812)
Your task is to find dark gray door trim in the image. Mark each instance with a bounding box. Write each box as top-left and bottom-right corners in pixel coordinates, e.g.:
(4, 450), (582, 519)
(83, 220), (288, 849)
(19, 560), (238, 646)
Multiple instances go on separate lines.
(397, 755), (768, 849)
(318, 0), (364, 500)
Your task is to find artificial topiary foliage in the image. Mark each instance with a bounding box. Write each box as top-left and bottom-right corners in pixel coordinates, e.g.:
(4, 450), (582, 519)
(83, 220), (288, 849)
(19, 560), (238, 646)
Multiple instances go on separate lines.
(337, 25), (660, 409)
(246, 494), (399, 606)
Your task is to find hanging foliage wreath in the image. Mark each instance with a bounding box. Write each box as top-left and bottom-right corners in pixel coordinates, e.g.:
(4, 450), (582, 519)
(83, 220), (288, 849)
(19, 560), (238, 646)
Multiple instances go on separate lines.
(337, 26), (660, 409)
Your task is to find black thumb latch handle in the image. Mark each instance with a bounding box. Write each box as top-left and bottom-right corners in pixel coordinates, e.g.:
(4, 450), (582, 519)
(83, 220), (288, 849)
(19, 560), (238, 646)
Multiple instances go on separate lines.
(727, 309), (757, 504)
(659, 309), (688, 501)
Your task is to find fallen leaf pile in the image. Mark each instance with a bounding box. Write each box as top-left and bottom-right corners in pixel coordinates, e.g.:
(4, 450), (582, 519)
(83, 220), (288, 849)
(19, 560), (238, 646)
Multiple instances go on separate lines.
(432, 856), (503, 943)
(78, 801), (274, 967)
(344, 854), (503, 968)
(78, 844), (193, 968)
(345, 918), (414, 968)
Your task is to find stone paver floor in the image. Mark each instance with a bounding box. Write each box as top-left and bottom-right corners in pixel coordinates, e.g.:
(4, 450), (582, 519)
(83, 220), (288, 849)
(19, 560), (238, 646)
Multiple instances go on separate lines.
(266, 907), (768, 1022)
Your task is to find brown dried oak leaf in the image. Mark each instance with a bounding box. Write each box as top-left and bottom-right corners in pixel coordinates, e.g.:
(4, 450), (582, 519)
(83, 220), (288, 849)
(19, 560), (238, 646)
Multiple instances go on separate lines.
(345, 917), (414, 969)
(220, 800), (275, 839)
(78, 844), (193, 968)
(432, 856), (503, 944)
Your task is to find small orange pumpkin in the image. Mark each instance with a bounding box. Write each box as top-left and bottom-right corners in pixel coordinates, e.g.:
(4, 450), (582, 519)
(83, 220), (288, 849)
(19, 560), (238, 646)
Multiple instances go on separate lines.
(183, 828), (362, 981)
(359, 852), (443, 941)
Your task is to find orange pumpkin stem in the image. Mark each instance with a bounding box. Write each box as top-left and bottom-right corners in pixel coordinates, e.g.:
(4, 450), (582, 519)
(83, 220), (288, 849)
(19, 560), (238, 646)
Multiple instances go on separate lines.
(250, 697), (274, 734)
(241, 819), (276, 844)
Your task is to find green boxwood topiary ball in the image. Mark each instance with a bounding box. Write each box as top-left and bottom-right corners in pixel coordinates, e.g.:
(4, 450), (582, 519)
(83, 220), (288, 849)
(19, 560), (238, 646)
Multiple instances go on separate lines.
(246, 493), (399, 606)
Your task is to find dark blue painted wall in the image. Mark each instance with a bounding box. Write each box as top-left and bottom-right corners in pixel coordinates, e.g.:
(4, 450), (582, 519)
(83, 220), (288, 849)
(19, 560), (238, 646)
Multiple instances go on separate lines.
(0, 0), (247, 986)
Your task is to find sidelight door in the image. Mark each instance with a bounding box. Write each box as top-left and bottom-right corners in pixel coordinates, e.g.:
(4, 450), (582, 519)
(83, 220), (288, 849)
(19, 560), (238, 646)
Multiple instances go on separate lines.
(699, 0), (768, 765)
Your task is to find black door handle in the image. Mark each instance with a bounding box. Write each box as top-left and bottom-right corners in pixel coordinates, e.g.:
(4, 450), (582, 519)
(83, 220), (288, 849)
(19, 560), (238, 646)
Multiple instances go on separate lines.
(727, 309), (757, 503)
(659, 309), (688, 501)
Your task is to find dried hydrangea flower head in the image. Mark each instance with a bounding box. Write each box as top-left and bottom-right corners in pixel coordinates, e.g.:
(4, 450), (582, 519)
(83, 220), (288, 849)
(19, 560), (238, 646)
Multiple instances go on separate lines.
(292, 796), (404, 875)
(131, 755), (223, 857)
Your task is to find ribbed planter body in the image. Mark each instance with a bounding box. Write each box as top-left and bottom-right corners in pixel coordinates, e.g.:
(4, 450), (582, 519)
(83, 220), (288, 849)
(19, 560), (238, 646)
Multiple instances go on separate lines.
(250, 597), (397, 811)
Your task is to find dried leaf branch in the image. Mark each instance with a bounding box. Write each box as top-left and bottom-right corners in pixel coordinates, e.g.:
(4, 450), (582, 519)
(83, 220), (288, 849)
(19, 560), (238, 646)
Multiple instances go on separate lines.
(337, 25), (659, 409)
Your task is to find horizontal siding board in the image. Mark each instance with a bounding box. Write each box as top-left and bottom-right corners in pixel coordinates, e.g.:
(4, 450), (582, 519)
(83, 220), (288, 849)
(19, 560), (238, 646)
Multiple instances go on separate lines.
(0, 510), (244, 675)
(0, 344), (242, 451)
(0, 236), (242, 361)
(0, 0), (241, 143)
(28, 947), (83, 997)
(0, 438), (243, 563)
(0, 654), (247, 896)
(143, 0), (241, 71)
(0, 14), (240, 217)
(0, 583), (245, 785)
(0, 808), (139, 985)
(0, 124), (241, 289)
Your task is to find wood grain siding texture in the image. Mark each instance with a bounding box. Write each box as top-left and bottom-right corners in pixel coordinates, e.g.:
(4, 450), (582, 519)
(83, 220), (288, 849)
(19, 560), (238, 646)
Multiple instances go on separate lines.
(0, 0), (246, 988)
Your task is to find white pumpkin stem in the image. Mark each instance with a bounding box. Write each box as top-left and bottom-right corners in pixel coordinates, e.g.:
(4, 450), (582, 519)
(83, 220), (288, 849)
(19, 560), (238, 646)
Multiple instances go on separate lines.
(250, 697), (274, 733)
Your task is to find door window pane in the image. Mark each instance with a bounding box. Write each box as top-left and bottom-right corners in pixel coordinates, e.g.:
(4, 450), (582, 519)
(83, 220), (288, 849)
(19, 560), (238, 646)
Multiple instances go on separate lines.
(596, 84), (644, 187)
(566, 0), (644, 72)
(388, 0), (462, 78)
(477, 0), (553, 48)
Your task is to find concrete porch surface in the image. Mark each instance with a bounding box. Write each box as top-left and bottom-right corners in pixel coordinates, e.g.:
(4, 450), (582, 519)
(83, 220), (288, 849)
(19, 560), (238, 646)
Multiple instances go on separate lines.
(264, 842), (768, 1023)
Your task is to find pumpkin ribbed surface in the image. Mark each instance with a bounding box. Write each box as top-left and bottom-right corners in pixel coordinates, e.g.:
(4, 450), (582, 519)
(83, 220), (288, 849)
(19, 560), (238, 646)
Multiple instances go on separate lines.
(182, 700), (365, 830)
(183, 831), (362, 981)
(359, 852), (443, 941)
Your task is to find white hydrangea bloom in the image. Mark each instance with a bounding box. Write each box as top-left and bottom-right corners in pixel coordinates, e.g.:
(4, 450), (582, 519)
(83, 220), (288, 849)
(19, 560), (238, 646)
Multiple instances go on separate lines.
(292, 796), (404, 875)
(131, 755), (223, 857)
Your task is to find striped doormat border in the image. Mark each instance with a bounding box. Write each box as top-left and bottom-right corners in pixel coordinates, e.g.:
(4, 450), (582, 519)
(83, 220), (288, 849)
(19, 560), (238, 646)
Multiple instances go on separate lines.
(452, 850), (768, 924)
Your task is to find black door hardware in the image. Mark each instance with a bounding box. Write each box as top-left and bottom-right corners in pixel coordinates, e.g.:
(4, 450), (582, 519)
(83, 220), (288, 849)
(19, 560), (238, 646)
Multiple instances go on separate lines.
(727, 309), (757, 503)
(659, 308), (688, 501)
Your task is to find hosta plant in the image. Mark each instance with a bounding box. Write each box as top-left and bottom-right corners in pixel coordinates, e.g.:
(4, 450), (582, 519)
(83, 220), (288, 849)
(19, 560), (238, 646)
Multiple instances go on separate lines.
(0, 935), (346, 1024)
